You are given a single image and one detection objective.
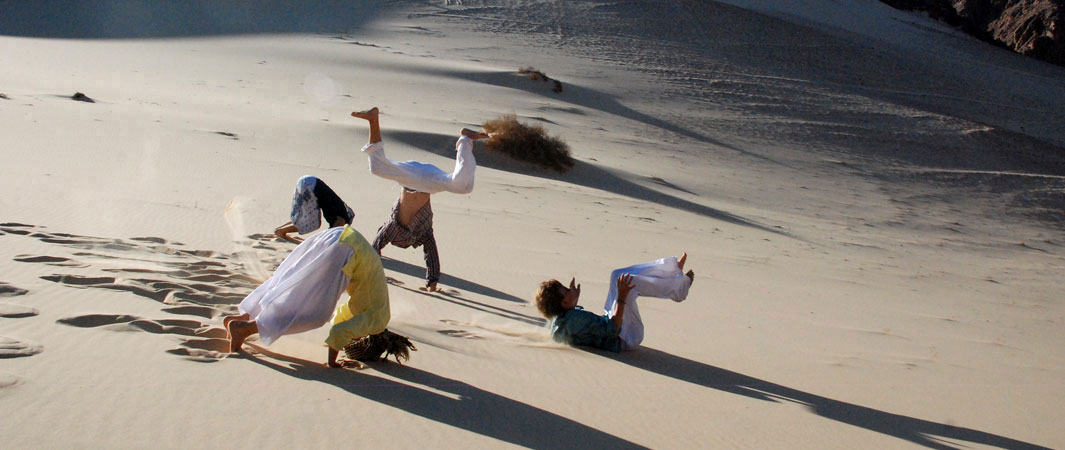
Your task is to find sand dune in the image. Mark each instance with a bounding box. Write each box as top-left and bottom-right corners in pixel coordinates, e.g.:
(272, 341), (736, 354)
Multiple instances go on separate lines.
(1, 1), (1062, 449)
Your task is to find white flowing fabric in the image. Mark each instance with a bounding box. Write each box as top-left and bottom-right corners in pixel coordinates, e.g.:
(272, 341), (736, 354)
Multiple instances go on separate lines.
(362, 136), (475, 194)
(237, 227), (354, 345)
(602, 256), (691, 350)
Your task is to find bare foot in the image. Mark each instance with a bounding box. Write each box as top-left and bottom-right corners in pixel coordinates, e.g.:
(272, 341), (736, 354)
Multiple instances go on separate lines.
(460, 128), (490, 140)
(686, 269), (695, 286)
(677, 252), (687, 271)
(223, 313), (250, 338)
(228, 320), (256, 353)
(420, 282), (439, 293)
(351, 107), (379, 121)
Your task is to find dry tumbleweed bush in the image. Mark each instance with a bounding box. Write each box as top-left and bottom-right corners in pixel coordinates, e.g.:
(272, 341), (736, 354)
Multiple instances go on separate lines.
(483, 114), (574, 172)
(518, 66), (563, 93)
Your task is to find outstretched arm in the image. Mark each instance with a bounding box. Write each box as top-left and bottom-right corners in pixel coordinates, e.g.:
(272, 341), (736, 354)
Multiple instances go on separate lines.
(274, 222), (301, 242)
(610, 273), (634, 331)
(371, 221), (396, 255)
(420, 233), (441, 292)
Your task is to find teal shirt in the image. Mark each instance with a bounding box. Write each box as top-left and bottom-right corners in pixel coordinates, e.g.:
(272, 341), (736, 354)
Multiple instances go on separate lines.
(550, 306), (622, 353)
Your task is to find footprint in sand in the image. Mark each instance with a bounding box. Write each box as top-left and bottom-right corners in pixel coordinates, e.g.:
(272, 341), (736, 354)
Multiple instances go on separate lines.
(0, 372), (20, 390)
(166, 338), (230, 362)
(14, 254), (88, 268)
(6, 225), (310, 362)
(57, 313), (226, 338)
(0, 336), (43, 358)
(0, 282), (28, 297)
(42, 273), (247, 306)
(0, 303), (39, 318)
(58, 314), (230, 362)
(437, 329), (485, 340)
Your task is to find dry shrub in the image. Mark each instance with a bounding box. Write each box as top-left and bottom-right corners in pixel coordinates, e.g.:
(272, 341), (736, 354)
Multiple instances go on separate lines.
(518, 66), (563, 93)
(483, 114), (574, 172)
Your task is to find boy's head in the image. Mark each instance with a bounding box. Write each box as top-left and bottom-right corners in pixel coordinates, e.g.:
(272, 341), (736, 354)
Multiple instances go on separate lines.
(535, 278), (580, 318)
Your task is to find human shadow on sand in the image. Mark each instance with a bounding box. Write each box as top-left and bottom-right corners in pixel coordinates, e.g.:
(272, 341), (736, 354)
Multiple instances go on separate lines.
(615, 347), (1050, 450)
(0, 1), (387, 38)
(387, 130), (789, 237)
(381, 258), (545, 327)
(242, 345), (647, 449)
(412, 69), (788, 167)
(380, 256), (525, 304)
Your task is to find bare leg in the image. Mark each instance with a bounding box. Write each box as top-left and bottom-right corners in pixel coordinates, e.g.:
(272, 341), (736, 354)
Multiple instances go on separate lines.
(677, 252), (687, 270)
(227, 320), (259, 353)
(351, 107), (382, 144)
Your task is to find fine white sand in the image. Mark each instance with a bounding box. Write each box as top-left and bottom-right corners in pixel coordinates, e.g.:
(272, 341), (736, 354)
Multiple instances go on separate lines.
(1, 1), (1063, 449)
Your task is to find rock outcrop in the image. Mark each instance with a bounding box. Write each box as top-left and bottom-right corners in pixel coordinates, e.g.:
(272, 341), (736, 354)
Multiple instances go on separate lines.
(881, 0), (1064, 66)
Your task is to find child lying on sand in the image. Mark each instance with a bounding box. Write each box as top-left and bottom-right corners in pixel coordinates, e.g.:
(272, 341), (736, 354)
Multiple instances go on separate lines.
(535, 253), (695, 352)
(226, 225), (390, 368)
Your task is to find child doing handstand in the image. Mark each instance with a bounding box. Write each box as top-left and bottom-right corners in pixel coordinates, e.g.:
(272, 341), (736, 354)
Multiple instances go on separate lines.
(351, 107), (489, 292)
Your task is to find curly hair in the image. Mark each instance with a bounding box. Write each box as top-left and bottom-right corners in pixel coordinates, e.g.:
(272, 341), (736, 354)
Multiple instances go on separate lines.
(535, 279), (566, 318)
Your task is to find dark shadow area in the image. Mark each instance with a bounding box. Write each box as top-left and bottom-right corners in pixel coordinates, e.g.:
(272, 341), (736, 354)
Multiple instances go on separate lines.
(615, 347), (1050, 450)
(387, 130), (790, 237)
(0, 1), (387, 38)
(381, 257), (546, 327)
(242, 344), (647, 449)
(380, 256), (525, 303)
(408, 68), (789, 167)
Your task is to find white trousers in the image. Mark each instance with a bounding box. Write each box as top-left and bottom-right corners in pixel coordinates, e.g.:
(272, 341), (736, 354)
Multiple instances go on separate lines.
(603, 256), (690, 350)
(362, 136), (476, 194)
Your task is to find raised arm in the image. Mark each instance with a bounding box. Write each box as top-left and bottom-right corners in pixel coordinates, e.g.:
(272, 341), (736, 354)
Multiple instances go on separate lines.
(420, 233), (441, 292)
(610, 273), (634, 331)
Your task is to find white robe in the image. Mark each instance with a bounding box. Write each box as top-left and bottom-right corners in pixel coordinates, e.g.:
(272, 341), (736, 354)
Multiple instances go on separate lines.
(237, 227), (353, 345)
(362, 136), (475, 194)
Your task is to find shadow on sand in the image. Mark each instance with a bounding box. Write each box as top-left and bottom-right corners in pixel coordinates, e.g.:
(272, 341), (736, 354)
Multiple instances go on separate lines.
(386, 129), (789, 237)
(380, 256), (525, 304)
(380, 257), (546, 327)
(616, 347), (1050, 450)
(242, 344), (647, 449)
(0, 1), (387, 38)
(402, 68), (790, 168)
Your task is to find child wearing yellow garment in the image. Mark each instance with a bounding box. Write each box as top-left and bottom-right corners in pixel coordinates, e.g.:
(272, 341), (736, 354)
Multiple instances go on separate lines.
(226, 225), (391, 368)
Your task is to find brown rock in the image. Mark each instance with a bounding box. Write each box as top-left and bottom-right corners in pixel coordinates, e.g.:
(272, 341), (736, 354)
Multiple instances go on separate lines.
(880, 0), (1065, 66)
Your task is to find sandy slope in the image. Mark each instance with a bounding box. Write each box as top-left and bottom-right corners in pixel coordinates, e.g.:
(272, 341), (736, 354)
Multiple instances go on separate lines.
(1, 1), (1063, 449)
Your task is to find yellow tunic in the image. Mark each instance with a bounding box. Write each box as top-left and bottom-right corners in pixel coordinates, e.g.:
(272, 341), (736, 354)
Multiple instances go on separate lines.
(325, 226), (391, 350)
